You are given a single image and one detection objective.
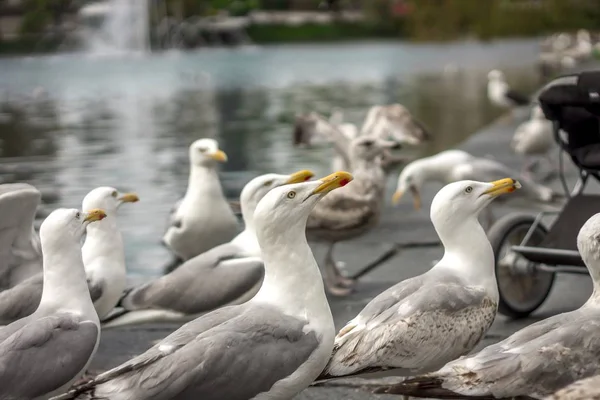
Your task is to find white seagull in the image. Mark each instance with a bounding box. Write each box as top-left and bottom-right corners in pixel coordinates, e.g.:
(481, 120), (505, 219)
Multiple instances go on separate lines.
(320, 178), (520, 379)
(162, 138), (239, 268)
(51, 171), (351, 400)
(487, 69), (529, 111)
(511, 104), (556, 176)
(0, 208), (106, 399)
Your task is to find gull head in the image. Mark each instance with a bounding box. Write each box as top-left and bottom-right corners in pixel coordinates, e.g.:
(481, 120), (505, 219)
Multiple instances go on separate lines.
(430, 178), (521, 226)
(240, 170), (315, 218)
(82, 186), (139, 214)
(40, 208), (107, 248)
(189, 138), (227, 167)
(577, 214), (600, 278)
(349, 136), (401, 162)
(254, 171), (353, 239)
(392, 160), (427, 210)
(487, 69), (505, 82)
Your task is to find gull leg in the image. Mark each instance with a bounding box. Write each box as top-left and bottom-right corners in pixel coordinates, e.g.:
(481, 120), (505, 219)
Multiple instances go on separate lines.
(323, 243), (354, 296)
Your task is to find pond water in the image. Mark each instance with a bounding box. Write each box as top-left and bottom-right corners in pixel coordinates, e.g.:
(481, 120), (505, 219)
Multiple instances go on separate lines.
(0, 39), (542, 281)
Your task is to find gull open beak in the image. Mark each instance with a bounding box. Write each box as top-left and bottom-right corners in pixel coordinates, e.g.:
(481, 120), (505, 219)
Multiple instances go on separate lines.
(84, 208), (107, 222)
(312, 171), (353, 195)
(482, 178), (521, 198)
(118, 193), (139, 203)
(286, 169), (314, 184)
(209, 150), (228, 162)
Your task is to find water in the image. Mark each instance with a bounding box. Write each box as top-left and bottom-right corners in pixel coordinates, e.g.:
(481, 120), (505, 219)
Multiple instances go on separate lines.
(78, 0), (150, 55)
(0, 39), (542, 283)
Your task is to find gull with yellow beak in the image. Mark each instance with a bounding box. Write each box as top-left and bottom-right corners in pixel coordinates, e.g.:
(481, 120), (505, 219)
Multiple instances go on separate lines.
(102, 170), (315, 328)
(0, 208), (105, 399)
(162, 138), (239, 271)
(318, 179), (520, 380)
(392, 149), (562, 228)
(0, 187), (139, 324)
(53, 172), (350, 400)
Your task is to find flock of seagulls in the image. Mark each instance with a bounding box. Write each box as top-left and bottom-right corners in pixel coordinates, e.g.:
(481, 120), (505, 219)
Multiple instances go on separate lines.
(0, 56), (598, 399)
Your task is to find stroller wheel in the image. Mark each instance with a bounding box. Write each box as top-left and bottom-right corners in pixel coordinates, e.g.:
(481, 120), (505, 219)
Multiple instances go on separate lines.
(488, 213), (555, 319)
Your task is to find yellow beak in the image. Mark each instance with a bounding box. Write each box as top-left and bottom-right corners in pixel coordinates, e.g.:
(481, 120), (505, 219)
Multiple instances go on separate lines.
(84, 208), (107, 222)
(312, 171), (353, 195)
(483, 178), (521, 197)
(286, 169), (314, 184)
(209, 150), (228, 162)
(118, 193), (139, 203)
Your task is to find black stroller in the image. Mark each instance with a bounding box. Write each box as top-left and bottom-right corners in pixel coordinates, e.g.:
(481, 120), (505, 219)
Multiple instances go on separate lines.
(488, 70), (600, 318)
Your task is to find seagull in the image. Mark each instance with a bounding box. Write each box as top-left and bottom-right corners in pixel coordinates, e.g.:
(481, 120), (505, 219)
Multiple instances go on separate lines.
(545, 375), (600, 400)
(511, 104), (556, 176)
(319, 178), (520, 379)
(101, 170), (314, 329)
(0, 183), (42, 289)
(392, 149), (564, 228)
(306, 136), (399, 296)
(162, 138), (240, 271)
(487, 69), (529, 112)
(50, 171), (352, 400)
(373, 212), (600, 399)
(0, 208), (106, 399)
(359, 104), (431, 146)
(0, 187), (139, 324)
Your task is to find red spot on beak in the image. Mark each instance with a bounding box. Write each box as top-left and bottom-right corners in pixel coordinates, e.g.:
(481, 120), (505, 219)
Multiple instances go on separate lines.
(339, 178), (350, 187)
(304, 176), (311, 181)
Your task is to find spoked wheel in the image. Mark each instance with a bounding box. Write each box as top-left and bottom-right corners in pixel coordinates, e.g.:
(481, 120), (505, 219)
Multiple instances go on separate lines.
(488, 213), (555, 319)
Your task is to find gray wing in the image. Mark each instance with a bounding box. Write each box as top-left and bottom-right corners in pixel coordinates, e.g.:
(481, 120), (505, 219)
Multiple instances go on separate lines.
(76, 304), (319, 400)
(328, 273), (496, 374)
(0, 313), (98, 399)
(0, 184), (42, 287)
(545, 375), (600, 400)
(0, 273), (43, 324)
(120, 242), (264, 314)
(438, 315), (600, 398)
(379, 104), (431, 144)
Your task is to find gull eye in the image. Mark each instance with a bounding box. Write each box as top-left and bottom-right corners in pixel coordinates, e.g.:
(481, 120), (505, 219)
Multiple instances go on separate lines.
(263, 180), (274, 187)
(362, 140), (373, 147)
(112, 191), (118, 197)
(75, 212), (81, 219)
(465, 186), (473, 193)
(287, 191), (296, 199)
(197, 147), (207, 153)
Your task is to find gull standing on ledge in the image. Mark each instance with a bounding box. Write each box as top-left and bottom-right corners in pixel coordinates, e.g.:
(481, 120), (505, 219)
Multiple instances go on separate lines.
(374, 212), (600, 399)
(0, 183), (42, 289)
(162, 138), (239, 271)
(52, 172), (351, 400)
(0, 187), (139, 325)
(101, 170), (314, 329)
(487, 69), (530, 117)
(307, 137), (399, 296)
(0, 208), (106, 399)
(511, 104), (556, 176)
(320, 178), (520, 379)
(393, 149), (563, 228)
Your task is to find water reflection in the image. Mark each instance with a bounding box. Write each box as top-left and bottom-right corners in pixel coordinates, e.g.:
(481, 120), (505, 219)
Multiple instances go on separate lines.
(0, 39), (541, 282)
